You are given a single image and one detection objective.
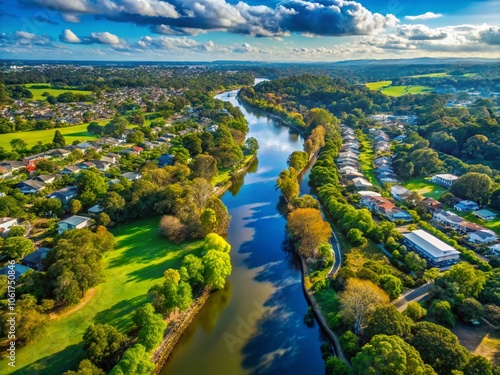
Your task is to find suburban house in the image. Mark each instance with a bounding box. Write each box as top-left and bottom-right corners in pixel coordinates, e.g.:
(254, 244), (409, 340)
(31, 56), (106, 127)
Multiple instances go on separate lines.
(422, 197), (443, 212)
(360, 196), (412, 222)
(0, 160), (25, 179)
(57, 215), (91, 234)
(77, 161), (96, 170)
(100, 155), (118, 164)
(16, 179), (46, 194)
(454, 200), (480, 212)
(122, 171), (142, 181)
(344, 171), (365, 181)
(0, 263), (32, 280)
(158, 153), (175, 167)
(47, 186), (79, 204)
(473, 209), (497, 221)
(358, 191), (382, 197)
(60, 165), (81, 175)
(431, 174), (459, 187)
(48, 148), (71, 158)
(467, 229), (498, 245)
(433, 210), (483, 233)
(339, 166), (359, 174)
(352, 177), (373, 189)
(33, 174), (57, 184)
(390, 185), (413, 201)
(21, 247), (51, 271)
(88, 204), (103, 214)
(0, 217), (18, 236)
(489, 244), (500, 257)
(402, 229), (460, 267)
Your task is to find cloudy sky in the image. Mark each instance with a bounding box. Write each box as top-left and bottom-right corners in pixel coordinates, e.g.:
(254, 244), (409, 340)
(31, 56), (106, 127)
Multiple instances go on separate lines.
(0, 0), (499, 61)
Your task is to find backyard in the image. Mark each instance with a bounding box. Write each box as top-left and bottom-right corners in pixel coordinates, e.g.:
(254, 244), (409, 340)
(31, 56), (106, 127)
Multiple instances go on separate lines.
(403, 178), (447, 199)
(1, 216), (203, 375)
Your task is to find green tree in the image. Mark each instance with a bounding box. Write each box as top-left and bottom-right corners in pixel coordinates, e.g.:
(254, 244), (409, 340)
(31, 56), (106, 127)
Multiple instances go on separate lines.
(457, 298), (484, 322)
(352, 334), (436, 375)
(325, 356), (349, 375)
(347, 228), (366, 246)
(83, 323), (128, 371)
(463, 355), (493, 375)
(2, 236), (34, 259)
(134, 304), (166, 352)
(203, 233), (231, 253)
(339, 330), (360, 359)
(10, 138), (28, 151)
(182, 254), (205, 287)
(77, 170), (108, 206)
(410, 322), (470, 375)
(190, 154), (218, 181)
(404, 302), (427, 321)
(287, 208), (331, 259)
(101, 191), (126, 222)
(9, 294), (48, 345)
(244, 137), (259, 154)
(405, 252), (427, 275)
(430, 300), (456, 327)
(36, 159), (58, 173)
(202, 250), (232, 290)
(182, 133), (203, 156)
(126, 130), (144, 144)
(97, 212), (111, 227)
(52, 130), (66, 147)
(63, 359), (105, 375)
(108, 344), (154, 375)
(69, 199), (82, 215)
(380, 274), (404, 300)
(445, 263), (486, 298)
(450, 172), (492, 206)
(276, 168), (299, 202)
(366, 305), (414, 341)
(33, 197), (64, 218)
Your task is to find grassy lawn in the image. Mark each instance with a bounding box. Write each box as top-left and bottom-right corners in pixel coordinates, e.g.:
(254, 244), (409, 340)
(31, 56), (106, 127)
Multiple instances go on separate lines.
(211, 155), (254, 186)
(358, 135), (380, 187)
(452, 321), (500, 366)
(408, 72), (449, 78)
(25, 84), (92, 101)
(380, 85), (434, 97)
(450, 208), (500, 236)
(403, 177), (446, 199)
(366, 80), (392, 90)
(1, 216), (203, 375)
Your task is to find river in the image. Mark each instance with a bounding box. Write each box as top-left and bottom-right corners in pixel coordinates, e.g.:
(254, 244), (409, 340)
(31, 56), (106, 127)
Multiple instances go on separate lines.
(159, 80), (326, 375)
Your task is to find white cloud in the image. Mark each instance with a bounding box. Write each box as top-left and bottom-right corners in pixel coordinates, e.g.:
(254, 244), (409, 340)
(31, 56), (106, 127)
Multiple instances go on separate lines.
(405, 12), (443, 21)
(62, 14), (81, 23)
(59, 29), (82, 43)
(89, 31), (121, 45)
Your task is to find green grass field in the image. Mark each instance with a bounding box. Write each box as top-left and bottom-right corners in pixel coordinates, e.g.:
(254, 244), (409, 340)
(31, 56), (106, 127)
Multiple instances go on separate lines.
(408, 72), (449, 78)
(1, 217), (203, 375)
(358, 136), (380, 187)
(380, 85), (433, 97)
(366, 80), (392, 90)
(25, 84), (92, 101)
(0, 124), (97, 150)
(451, 208), (500, 236)
(403, 178), (446, 199)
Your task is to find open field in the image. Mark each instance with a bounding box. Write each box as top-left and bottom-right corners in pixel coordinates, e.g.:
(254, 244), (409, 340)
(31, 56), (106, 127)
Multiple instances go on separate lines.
(1, 216), (203, 375)
(380, 85), (433, 97)
(408, 72), (449, 78)
(25, 84), (92, 101)
(403, 177), (446, 199)
(358, 136), (380, 187)
(366, 80), (392, 90)
(452, 321), (500, 367)
(0, 124), (97, 150)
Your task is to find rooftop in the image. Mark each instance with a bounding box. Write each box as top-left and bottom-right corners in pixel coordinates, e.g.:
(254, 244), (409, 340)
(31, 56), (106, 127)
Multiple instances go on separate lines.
(59, 215), (90, 227)
(403, 230), (460, 259)
(433, 174), (459, 180)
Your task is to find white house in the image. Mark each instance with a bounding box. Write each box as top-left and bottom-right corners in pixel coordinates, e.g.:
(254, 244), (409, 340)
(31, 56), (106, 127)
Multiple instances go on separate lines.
(0, 217), (18, 236)
(431, 174), (459, 187)
(467, 229), (498, 244)
(57, 215), (91, 234)
(390, 185), (412, 201)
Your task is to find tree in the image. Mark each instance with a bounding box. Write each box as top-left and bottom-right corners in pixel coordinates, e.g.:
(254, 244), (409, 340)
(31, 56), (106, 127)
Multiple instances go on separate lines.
(108, 344), (154, 375)
(83, 323), (128, 371)
(463, 355), (493, 375)
(339, 330), (360, 359)
(133, 304), (166, 352)
(423, 268), (440, 282)
(450, 172), (492, 206)
(352, 334), (436, 375)
(190, 154), (218, 181)
(77, 170), (108, 206)
(159, 215), (186, 243)
(457, 298), (484, 322)
(203, 250), (232, 290)
(33, 197), (64, 218)
(97, 212), (111, 227)
(347, 228), (366, 246)
(366, 305), (414, 341)
(101, 191), (125, 222)
(64, 359), (105, 375)
(287, 208), (331, 259)
(8, 294), (48, 345)
(340, 278), (390, 335)
(445, 263), (486, 298)
(2, 236), (34, 259)
(182, 133), (202, 156)
(205, 196), (230, 235)
(405, 252), (427, 275)
(244, 137), (259, 154)
(203, 233), (231, 253)
(325, 356), (349, 375)
(7, 225), (26, 237)
(379, 274), (404, 300)
(404, 302), (427, 322)
(410, 322), (470, 375)
(52, 130), (66, 147)
(36, 159), (58, 173)
(10, 138), (27, 151)
(276, 168), (299, 202)
(189, 177), (213, 211)
(70, 199), (82, 215)
(126, 130), (144, 144)
(430, 299), (456, 327)
(410, 148), (443, 176)
(182, 254), (205, 287)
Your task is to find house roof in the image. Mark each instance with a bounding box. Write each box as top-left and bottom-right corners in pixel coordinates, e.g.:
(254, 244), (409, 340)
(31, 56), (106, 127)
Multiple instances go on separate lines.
(34, 174), (56, 182)
(48, 186), (78, 198)
(122, 172), (141, 180)
(352, 178), (373, 187)
(391, 185), (412, 196)
(459, 221), (484, 232)
(22, 247), (51, 265)
(62, 165), (81, 172)
(59, 215), (90, 227)
(18, 179), (45, 190)
(0, 264), (31, 279)
(403, 230), (460, 259)
(469, 229), (497, 240)
(358, 190), (381, 197)
(473, 209), (496, 218)
(433, 173), (459, 181)
(0, 217), (16, 225)
(454, 200), (479, 209)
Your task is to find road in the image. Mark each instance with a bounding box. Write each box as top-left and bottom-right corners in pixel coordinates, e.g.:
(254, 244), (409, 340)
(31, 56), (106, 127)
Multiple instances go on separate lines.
(392, 282), (434, 312)
(327, 230), (342, 278)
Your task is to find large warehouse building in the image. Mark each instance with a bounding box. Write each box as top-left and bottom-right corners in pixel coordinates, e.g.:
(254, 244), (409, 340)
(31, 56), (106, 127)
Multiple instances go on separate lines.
(402, 229), (460, 267)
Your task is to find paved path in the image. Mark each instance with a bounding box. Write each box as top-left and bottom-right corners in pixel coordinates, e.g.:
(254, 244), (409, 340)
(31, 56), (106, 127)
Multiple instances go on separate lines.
(327, 230), (342, 278)
(392, 283), (433, 312)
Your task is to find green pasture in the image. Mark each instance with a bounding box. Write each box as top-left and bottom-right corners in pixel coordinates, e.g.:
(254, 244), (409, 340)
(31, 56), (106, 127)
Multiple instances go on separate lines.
(380, 85), (433, 97)
(366, 80), (392, 90)
(1, 216), (203, 374)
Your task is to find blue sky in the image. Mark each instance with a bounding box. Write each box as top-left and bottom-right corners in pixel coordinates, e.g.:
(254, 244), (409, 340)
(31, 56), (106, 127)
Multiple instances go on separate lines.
(0, 0), (499, 61)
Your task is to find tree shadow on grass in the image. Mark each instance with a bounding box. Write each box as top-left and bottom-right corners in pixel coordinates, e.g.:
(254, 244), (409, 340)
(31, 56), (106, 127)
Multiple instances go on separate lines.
(94, 295), (148, 333)
(64, 131), (93, 137)
(11, 344), (85, 375)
